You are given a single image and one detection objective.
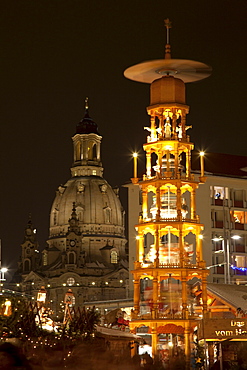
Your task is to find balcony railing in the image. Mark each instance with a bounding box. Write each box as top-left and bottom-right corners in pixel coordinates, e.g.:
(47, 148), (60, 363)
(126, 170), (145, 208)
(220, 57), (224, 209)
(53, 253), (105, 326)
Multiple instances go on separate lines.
(235, 245), (245, 253)
(234, 200), (244, 208)
(234, 223), (245, 230)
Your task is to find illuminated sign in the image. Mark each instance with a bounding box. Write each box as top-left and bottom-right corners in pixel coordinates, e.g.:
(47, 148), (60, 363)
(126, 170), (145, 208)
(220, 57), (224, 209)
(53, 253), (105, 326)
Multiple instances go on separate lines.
(198, 319), (247, 340)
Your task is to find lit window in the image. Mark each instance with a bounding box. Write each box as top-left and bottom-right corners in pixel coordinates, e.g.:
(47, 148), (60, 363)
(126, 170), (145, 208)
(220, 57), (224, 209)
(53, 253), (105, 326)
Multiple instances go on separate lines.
(232, 211), (247, 224)
(92, 170), (97, 176)
(235, 256), (246, 268)
(213, 186), (225, 200)
(111, 251), (118, 264)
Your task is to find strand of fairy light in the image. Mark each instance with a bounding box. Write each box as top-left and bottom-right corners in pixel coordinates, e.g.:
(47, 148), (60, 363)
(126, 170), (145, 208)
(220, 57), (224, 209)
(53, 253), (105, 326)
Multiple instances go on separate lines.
(230, 265), (247, 272)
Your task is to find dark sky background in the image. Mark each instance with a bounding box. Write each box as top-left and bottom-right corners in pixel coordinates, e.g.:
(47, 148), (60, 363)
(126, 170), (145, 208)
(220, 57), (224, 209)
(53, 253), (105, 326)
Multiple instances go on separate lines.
(1, 0), (247, 277)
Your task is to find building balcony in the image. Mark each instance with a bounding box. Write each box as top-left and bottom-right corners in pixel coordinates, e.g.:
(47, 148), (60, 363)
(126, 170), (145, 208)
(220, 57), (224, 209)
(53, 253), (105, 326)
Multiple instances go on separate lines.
(214, 199), (223, 206)
(234, 223), (245, 230)
(235, 245), (245, 253)
(214, 266), (224, 274)
(214, 221), (224, 228)
(233, 269), (247, 276)
(234, 200), (244, 208)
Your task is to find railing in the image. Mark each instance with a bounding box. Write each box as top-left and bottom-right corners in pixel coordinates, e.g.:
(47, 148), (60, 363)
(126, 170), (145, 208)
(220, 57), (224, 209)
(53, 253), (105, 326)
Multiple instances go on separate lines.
(141, 216), (199, 224)
(158, 262), (181, 268)
(131, 311), (200, 320)
(141, 262), (198, 269)
(143, 174), (196, 182)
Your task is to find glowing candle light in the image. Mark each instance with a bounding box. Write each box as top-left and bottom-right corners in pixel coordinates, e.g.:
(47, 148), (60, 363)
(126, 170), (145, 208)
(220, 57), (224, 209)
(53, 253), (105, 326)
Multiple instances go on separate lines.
(133, 153), (138, 178)
(199, 151), (204, 177)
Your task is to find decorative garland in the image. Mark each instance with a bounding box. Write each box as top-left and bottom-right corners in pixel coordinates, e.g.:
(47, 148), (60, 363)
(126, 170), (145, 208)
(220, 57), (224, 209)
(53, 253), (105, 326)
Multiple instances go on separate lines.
(230, 265), (247, 272)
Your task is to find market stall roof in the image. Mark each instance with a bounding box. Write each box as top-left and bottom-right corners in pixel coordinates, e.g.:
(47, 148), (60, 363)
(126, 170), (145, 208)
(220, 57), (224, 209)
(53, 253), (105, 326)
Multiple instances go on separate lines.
(96, 325), (140, 340)
(207, 283), (247, 311)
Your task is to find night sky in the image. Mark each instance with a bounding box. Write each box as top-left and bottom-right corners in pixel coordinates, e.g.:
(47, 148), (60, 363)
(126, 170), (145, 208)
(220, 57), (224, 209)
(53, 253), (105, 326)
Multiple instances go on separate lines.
(1, 0), (247, 276)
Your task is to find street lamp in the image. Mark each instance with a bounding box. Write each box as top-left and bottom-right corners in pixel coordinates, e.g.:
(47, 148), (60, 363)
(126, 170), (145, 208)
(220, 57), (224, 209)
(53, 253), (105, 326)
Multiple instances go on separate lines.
(212, 235), (242, 284)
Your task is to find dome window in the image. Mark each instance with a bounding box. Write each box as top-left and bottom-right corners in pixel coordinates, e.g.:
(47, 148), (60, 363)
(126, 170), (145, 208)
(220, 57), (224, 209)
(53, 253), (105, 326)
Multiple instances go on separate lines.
(111, 250), (118, 264)
(77, 183), (85, 193)
(101, 184), (107, 193)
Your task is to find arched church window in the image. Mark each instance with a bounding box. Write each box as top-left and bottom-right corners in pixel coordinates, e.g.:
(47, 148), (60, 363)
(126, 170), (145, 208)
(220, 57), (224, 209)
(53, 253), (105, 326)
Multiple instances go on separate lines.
(104, 207), (111, 223)
(111, 251), (118, 264)
(76, 141), (81, 161)
(77, 206), (84, 221)
(92, 143), (97, 160)
(24, 259), (30, 272)
(88, 141), (94, 160)
(68, 252), (75, 264)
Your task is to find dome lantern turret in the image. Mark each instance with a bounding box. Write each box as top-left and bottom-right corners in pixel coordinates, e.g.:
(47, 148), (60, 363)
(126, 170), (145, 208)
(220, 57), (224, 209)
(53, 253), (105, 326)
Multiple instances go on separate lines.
(71, 98), (103, 178)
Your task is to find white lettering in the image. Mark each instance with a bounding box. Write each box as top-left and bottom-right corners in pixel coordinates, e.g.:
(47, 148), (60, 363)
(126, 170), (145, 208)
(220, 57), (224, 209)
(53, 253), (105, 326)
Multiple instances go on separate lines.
(215, 330), (233, 336)
(231, 320), (245, 327)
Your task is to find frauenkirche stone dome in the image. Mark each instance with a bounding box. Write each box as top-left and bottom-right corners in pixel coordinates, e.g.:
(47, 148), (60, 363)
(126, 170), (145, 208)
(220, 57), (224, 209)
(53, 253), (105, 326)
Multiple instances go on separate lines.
(15, 99), (128, 313)
(46, 98), (127, 265)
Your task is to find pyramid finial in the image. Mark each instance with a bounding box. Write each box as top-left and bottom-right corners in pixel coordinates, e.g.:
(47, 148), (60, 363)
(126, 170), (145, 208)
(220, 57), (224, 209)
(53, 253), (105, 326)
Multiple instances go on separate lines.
(164, 18), (172, 59)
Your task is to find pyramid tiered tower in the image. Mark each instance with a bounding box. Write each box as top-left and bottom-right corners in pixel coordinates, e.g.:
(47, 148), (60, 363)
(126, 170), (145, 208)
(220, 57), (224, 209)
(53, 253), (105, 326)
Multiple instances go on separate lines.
(124, 20), (211, 368)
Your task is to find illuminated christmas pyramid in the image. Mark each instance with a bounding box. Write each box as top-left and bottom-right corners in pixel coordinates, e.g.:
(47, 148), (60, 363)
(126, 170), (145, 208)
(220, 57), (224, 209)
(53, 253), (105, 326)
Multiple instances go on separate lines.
(124, 20), (211, 368)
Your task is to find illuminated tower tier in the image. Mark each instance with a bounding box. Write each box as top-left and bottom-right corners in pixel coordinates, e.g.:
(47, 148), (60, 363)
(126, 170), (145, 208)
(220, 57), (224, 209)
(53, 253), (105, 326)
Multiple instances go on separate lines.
(124, 21), (211, 369)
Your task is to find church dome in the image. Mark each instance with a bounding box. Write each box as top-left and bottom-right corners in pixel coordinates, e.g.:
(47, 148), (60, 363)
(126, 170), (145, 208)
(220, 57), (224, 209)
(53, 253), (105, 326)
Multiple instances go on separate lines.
(76, 110), (99, 135)
(75, 97), (99, 135)
(49, 175), (125, 238)
(47, 101), (127, 264)
(17, 101), (128, 315)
